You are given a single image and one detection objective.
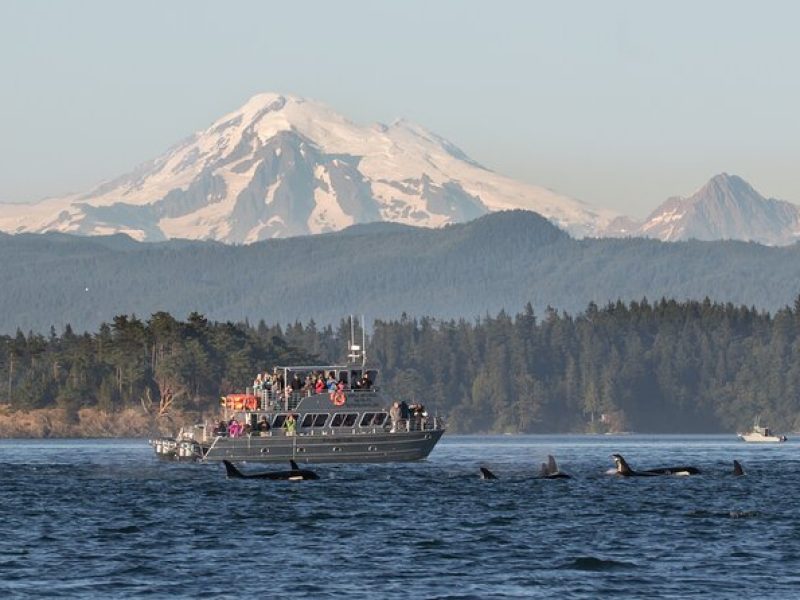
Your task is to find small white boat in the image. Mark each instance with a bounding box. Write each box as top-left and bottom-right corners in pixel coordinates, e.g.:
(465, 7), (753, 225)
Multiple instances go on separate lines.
(738, 418), (787, 443)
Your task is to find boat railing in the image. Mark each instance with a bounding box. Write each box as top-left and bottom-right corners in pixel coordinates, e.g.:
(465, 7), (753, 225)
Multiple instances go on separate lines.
(246, 386), (382, 412)
(209, 413), (444, 438)
(389, 415), (445, 432)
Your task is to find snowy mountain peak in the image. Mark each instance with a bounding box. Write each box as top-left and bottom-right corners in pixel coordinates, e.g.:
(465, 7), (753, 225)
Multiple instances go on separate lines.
(628, 173), (800, 245)
(0, 93), (613, 243)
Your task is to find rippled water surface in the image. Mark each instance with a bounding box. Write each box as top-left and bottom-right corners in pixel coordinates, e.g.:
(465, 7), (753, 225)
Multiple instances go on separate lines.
(2, 435), (799, 598)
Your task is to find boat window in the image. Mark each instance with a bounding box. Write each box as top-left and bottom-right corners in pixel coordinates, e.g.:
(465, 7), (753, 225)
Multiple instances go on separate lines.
(359, 412), (387, 426)
(331, 413), (358, 427)
(299, 413), (328, 427)
(273, 414), (287, 428)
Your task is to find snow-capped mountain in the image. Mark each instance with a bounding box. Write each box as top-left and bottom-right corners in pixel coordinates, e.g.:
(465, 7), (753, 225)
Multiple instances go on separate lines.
(0, 93), (613, 243)
(608, 173), (800, 245)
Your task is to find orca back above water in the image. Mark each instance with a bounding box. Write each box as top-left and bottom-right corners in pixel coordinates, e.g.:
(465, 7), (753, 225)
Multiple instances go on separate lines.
(223, 460), (319, 481)
(479, 455), (571, 480)
(732, 460), (745, 477)
(611, 453), (700, 477)
(538, 455), (571, 479)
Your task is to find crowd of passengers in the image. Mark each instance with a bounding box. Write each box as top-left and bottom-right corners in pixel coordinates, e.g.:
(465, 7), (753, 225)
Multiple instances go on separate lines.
(213, 414), (288, 438)
(389, 401), (427, 432)
(252, 369), (372, 396)
(212, 400), (427, 438)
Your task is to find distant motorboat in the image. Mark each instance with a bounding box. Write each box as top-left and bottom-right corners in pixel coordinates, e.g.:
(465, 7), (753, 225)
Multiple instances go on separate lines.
(738, 418), (787, 443)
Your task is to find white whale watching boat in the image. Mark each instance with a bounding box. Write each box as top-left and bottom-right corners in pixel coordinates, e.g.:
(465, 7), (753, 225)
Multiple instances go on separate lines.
(737, 418), (787, 443)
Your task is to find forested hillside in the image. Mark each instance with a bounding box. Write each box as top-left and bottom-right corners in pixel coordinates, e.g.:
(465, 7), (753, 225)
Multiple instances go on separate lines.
(3, 211), (800, 334)
(2, 299), (799, 435)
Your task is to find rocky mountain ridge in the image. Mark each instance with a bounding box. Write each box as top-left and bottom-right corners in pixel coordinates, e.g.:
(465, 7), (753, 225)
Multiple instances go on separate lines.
(606, 173), (800, 245)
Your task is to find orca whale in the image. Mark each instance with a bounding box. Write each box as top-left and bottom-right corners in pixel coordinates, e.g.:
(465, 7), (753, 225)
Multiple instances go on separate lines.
(538, 455), (572, 479)
(732, 459), (745, 477)
(223, 460), (319, 481)
(611, 453), (700, 477)
(479, 455), (571, 480)
(479, 466), (498, 480)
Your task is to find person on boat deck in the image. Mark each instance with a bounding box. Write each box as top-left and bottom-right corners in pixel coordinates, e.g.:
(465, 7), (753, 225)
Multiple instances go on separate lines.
(214, 420), (228, 436)
(283, 413), (297, 436)
(359, 372), (372, 390)
(389, 401), (401, 433)
(258, 416), (271, 435)
(253, 373), (263, 391)
(314, 375), (325, 394)
(275, 372), (285, 392)
(409, 403), (426, 430)
(303, 374), (314, 392)
(228, 418), (243, 438)
(326, 372), (337, 392)
(290, 373), (303, 393)
(399, 400), (410, 422)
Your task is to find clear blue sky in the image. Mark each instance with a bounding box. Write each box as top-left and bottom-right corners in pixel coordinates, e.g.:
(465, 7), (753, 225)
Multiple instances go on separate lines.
(1, 0), (798, 218)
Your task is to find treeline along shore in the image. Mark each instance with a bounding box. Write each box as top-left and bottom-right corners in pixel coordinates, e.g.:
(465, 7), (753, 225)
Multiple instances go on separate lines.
(2, 297), (800, 437)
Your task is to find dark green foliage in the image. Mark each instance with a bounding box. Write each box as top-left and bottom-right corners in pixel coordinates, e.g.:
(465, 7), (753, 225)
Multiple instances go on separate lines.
(0, 314), (317, 418)
(362, 298), (800, 433)
(2, 298), (800, 433)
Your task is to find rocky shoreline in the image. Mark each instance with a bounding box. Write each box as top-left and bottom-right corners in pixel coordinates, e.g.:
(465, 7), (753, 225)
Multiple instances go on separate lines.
(0, 406), (203, 439)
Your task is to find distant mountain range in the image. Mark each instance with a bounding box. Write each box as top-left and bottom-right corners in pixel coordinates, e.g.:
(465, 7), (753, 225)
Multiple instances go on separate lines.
(1, 93), (798, 246)
(2, 210), (800, 334)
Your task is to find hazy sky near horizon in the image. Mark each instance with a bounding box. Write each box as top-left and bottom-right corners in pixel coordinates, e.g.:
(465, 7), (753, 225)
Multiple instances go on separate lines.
(1, 0), (798, 218)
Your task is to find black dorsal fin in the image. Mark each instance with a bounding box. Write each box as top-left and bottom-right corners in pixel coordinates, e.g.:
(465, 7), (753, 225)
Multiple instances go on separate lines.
(223, 460), (244, 478)
(290, 459), (300, 470)
(733, 459), (745, 477)
(613, 453), (633, 475)
(547, 455), (559, 475)
(479, 467), (498, 480)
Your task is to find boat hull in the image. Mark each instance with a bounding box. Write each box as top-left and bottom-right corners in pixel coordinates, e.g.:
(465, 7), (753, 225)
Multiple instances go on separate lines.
(199, 429), (444, 463)
(738, 433), (786, 443)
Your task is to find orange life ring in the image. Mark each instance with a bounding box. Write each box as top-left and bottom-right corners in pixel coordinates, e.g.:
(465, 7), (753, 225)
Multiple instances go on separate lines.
(331, 390), (346, 406)
(225, 394), (258, 411)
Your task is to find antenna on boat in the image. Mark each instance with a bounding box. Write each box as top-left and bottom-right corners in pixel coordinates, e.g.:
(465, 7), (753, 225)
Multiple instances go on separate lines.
(363, 315), (368, 367)
(346, 315), (367, 367)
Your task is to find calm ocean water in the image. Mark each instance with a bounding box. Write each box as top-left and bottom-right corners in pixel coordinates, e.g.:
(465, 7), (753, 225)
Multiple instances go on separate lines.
(1, 435), (799, 599)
